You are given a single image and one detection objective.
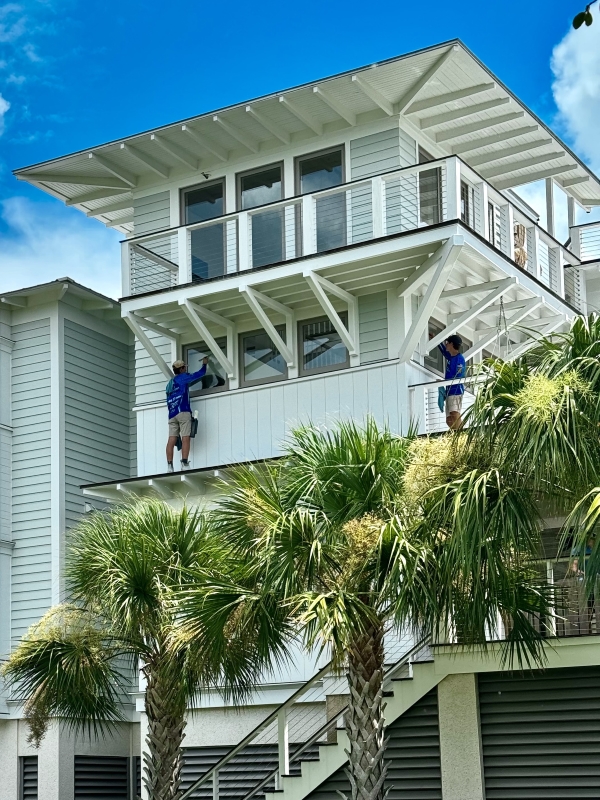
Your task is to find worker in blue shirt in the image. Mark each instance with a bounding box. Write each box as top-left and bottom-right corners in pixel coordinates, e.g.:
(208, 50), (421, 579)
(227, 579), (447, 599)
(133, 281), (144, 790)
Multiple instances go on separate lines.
(438, 334), (466, 430)
(165, 357), (208, 472)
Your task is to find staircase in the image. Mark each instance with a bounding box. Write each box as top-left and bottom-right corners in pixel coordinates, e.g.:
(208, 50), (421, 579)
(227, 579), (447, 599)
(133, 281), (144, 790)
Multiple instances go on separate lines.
(181, 639), (451, 800)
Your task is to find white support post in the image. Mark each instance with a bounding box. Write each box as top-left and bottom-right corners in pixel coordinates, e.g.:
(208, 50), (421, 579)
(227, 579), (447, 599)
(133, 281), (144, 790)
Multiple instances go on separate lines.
(238, 211), (250, 271)
(177, 227), (189, 285)
(505, 203), (515, 261)
(569, 224), (581, 259)
(304, 271), (360, 365)
(530, 225), (540, 278)
(567, 195), (576, 229)
(480, 182), (490, 241)
(545, 178), (555, 238)
(179, 299), (235, 378)
(445, 157), (461, 221)
(121, 240), (131, 296)
(371, 176), (384, 238)
(556, 248), (565, 298)
(302, 195), (316, 256)
(277, 708), (290, 789)
(124, 313), (173, 379)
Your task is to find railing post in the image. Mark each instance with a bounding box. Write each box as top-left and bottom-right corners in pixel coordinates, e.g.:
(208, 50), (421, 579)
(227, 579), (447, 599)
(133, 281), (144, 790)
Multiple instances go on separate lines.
(302, 195), (316, 256)
(477, 181), (489, 240)
(371, 176), (384, 238)
(121, 240), (131, 296)
(504, 203), (515, 261)
(238, 212), (250, 271)
(546, 561), (557, 637)
(529, 225), (540, 278)
(276, 707), (290, 789)
(445, 157), (461, 221)
(212, 769), (219, 800)
(177, 227), (189, 285)
(569, 225), (581, 259)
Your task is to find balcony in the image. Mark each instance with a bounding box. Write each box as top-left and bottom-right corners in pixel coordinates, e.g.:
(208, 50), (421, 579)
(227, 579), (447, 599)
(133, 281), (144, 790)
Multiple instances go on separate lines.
(122, 156), (584, 309)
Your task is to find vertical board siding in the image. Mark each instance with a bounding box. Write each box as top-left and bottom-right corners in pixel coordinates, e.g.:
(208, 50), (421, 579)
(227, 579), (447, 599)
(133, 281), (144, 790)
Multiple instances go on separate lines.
(137, 361), (425, 476)
(304, 689), (441, 800)
(350, 128), (401, 180)
(359, 292), (388, 364)
(135, 334), (171, 406)
(10, 318), (52, 641)
(63, 320), (133, 529)
(479, 666), (600, 799)
(133, 191), (170, 235)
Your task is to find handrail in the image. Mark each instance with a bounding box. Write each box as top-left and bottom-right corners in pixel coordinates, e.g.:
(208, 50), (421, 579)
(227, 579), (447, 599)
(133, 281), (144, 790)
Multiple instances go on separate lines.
(180, 637), (428, 800)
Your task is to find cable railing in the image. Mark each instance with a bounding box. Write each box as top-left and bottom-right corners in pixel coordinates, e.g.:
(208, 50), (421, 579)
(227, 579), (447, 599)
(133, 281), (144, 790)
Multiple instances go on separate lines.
(122, 156), (581, 307)
(180, 632), (428, 800)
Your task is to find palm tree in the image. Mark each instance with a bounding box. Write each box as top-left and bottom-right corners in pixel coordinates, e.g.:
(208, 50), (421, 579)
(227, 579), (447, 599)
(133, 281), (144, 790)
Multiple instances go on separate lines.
(1, 499), (264, 800)
(181, 418), (551, 800)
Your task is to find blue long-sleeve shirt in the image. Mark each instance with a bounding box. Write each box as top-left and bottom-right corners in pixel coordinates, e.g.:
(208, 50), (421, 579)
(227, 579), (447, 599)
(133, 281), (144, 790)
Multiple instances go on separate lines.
(166, 366), (207, 418)
(438, 344), (466, 396)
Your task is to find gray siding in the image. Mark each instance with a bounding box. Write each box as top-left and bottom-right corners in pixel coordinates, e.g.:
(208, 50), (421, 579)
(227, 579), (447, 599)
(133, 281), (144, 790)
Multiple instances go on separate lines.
(63, 320), (133, 528)
(133, 191), (170, 235)
(135, 334), (171, 406)
(350, 128), (401, 180)
(359, 292), (388, 364)
(399, 127), (417, 167)
(10, 318), (52, 641)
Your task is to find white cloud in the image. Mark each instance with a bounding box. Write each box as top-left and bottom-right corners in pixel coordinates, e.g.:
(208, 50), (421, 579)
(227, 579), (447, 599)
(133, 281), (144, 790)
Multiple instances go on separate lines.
(552, 23), (600, 172)
(0, 196), (122, 299)
(0, 92), (10, 133)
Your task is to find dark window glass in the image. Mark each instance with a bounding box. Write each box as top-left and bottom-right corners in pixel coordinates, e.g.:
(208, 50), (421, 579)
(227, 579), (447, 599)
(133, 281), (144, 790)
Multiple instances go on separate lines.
(184, 339), (228, 395)
(184, 182), (226, 282)
(418, 146), (435, 164)
(184, 182), (224, 224)
(241, 327), (287, 385)
(240, 166), (282, 210)
(300, 315), (349, 375)
(298, 149), (346, 253)
(461, 181), (470, 225)
(419, 167), (441, 225)
(424, 320), (445, 375)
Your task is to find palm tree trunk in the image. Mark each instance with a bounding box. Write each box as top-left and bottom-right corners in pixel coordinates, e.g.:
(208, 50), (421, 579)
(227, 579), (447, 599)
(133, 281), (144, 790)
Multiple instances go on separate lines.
(345, 620), (387, 800)
(143, 662), (187, 800)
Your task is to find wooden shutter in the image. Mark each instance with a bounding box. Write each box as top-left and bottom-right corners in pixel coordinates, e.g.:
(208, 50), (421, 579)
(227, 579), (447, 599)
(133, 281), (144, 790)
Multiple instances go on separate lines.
(20, 756), (38, 800)
(74, 756), (129, 799)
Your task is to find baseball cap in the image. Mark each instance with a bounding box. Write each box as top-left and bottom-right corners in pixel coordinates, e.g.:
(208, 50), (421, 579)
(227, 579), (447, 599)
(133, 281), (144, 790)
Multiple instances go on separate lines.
(172, 359), (186, 369)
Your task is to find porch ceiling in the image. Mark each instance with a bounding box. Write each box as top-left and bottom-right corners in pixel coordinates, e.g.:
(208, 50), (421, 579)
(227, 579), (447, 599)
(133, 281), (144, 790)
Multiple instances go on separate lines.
(13, 41), (600, 233)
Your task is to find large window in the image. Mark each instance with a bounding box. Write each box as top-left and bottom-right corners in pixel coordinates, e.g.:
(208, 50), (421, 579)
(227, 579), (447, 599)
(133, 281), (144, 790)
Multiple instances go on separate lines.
(297, 148), (346, 253)
(238, 164), (284, 268)
(183, 339), (228, 396)
(419, 167), (442, 226)
(182, 180), (226, 281)
(299, 315), (349, 376)
(240, 327), (287, 387)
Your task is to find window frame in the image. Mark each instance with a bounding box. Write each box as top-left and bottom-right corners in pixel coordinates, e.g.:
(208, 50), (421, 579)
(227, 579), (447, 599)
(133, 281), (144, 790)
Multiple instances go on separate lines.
(239, 325), (288, 388)
(298, 313), (350, 378)
(183, 340), (229, 398)
(180, 178), (226, 226)
(295, 145), (346, 195)
(236, 161), (285, 211)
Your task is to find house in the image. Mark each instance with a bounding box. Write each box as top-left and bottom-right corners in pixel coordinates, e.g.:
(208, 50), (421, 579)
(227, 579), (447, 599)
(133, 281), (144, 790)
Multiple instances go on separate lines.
(2, 38), (600, 800)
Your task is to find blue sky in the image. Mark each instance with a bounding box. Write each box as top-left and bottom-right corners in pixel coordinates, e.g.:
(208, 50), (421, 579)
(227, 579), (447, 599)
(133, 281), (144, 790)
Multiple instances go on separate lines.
(1, 0), (599, 298)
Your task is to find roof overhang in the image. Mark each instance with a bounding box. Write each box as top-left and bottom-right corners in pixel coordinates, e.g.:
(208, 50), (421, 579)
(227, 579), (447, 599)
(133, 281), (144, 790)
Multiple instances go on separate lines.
(0, 277), (118, 312)
(13, 40), (600, 234)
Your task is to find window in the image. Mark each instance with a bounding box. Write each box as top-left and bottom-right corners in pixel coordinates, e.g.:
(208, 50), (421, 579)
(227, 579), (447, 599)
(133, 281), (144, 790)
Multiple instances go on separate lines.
(238, 164), (285, 268)
(461, 181), (473, 226)
(182, 180), (226, 282)
(183, 339), (228, 396)
(418, 146), (435, 164)
(240, 327), (287, 386)
(419, 167), (442, 225)
(297, 148), (346, 253)
(299, 314), (349, 376)
(424, 320), (445, 375)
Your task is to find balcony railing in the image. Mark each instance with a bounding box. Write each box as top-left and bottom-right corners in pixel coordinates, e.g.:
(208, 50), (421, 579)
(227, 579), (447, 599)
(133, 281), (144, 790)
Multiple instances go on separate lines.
(570, 219), (600, 262)
(123, 156), (582, 310)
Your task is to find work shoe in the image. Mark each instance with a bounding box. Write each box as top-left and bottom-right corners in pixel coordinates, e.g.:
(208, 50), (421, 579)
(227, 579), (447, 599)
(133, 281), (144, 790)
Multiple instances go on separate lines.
(167, 462), (174, 474)
(181, 460), (191, 471)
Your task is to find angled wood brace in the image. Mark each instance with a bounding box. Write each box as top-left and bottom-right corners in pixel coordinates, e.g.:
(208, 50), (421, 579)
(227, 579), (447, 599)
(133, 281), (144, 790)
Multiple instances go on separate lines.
(124, 311), (175, 379)
(462, 297), (544, 361)
(179, 298), (236, 379)
(303, 270), (360, 364)
(239, 286), (295, 366)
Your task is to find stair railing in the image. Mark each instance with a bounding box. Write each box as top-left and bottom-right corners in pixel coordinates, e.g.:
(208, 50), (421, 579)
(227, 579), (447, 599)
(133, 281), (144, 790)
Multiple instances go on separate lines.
(180, 636), (430, 800)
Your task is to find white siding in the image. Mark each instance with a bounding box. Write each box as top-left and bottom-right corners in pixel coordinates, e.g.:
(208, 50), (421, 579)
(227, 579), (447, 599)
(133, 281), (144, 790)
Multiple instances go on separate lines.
(133, 191), (170, 235)
(10, 318), (52, 641)
(63, 320), (133, 528)
(359, 292), (388, 364)
(137, 361), (423, 475)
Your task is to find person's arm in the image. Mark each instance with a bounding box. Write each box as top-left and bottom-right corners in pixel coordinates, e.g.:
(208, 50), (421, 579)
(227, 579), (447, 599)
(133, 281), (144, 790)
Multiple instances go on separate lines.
(180, 358), (209, 386)
(438, 343), (451, 360)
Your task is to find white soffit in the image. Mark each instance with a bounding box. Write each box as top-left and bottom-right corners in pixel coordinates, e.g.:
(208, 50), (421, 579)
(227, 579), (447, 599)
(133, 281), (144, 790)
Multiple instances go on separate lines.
(13, 39), (600, 231)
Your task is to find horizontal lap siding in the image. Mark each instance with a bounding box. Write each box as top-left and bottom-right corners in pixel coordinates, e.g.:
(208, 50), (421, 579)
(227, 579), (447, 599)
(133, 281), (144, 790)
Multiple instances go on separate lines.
(64, 320), (133, 528)
(350, 128), (401, 179)
(479, 666), (600, 799)
(133, 191), (170, 235)
(11, 318), (52, 641)
(135, 334), (171, 405)
(359, 293), (388, 364)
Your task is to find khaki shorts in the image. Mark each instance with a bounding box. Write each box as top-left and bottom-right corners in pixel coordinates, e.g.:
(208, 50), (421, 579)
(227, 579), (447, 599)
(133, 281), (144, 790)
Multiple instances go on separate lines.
(168, 411), (192, 437)
(445, 394), (463, 415)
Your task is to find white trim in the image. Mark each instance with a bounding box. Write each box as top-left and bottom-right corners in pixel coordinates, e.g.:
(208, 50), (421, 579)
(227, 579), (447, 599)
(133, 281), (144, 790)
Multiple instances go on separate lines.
(50, 306), (65, 605)
(239, 286), (295, 366)
(303, 271), (359, 363)
(124, 313), (173, 379)
(179, 299), (235, 378)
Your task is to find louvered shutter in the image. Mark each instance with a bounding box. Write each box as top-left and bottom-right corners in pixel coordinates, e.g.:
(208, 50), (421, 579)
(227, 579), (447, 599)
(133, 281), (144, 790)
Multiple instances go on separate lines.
(20, 756), (38, 800)
(479, 666), (600, 799)
(74, 756), (129, 799)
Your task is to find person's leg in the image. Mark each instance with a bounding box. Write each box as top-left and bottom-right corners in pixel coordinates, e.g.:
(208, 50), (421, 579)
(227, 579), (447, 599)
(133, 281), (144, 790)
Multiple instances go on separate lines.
(181, 436), (191, 461)
(166, 436), (178, 462)
(178, 413), (193, 467)
(446, 411), (462, 430)
(445, 396), (463, 430)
